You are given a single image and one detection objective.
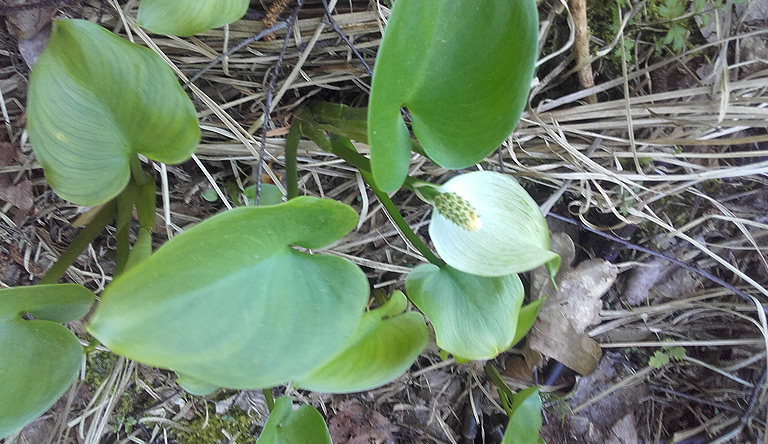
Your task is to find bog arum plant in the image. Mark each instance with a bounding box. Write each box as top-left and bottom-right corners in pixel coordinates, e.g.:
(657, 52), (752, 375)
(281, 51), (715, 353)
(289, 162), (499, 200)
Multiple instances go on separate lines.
(6, 0), (548, 440)
(427, 171), (560, 279)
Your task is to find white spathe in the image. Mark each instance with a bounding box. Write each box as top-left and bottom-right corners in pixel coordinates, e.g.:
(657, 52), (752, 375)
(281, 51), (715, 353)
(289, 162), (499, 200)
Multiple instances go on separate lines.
(429, 171), (559, 277)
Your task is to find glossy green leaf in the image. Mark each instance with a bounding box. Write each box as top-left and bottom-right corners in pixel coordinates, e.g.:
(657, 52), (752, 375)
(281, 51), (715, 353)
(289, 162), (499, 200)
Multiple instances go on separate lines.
(27, 19), (199, 206)
(511, 299), (545, 347)
(175, 373), (220, 397)
(138, 0), (249, 36)
(502, 387), (544, 444)
(405, 265), (524, 360)
(296, 291), (428, 392)
(368, 0), (539, 191)
(256, 397), (331, 444)
(88, 197), (369, 390)
(0, 285), (94, 438)
(310, 102), (370, 143)
(429, 172), (560, 278)
(243, 183), (284, 206)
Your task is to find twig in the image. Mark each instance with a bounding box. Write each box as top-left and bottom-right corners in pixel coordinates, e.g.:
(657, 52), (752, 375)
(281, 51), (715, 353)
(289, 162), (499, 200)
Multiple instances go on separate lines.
(255, 0), (305, 205)
(546, 212), (768, 315)
(568, 0), (596, 103)
(740, 369), (767, 427)
(649, 384), (741, 414)
(320, 0), (372, 75)
(183, 22), (290, 89)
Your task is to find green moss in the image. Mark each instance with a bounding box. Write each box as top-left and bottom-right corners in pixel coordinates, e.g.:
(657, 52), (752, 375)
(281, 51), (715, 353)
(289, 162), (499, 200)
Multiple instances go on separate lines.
(114, 391), (138, 434)
(84, 350), (119, 389)
(175, 407), (257, 444)
(587, 0), (727, 74)
(699, 178), (724, 195)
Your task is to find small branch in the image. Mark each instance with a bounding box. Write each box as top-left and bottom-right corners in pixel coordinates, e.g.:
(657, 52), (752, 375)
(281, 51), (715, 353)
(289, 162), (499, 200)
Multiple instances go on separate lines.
(255, 0), (305, 205)
(183, 22), (290, 89)
(320, 0), (372, 75)
(547, 212), (768, 315)
(568, 0), (596, 104)
(40, 201), (116, 284)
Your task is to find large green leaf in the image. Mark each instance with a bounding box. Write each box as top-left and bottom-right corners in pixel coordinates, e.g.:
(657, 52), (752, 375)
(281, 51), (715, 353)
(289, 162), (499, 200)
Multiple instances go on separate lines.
(27, 19), (199, 206)
(138, 0), (249, 36)
(428, 172), (560, 278)
(256, 397), (331, 444)
(367, 0), (539, 191)
(405, 265), (524, 360)
(502, 387), (545, 444)
(88, 197), (369, 390)
(296, 291), (428, 392)
(0, 284), (94, 438)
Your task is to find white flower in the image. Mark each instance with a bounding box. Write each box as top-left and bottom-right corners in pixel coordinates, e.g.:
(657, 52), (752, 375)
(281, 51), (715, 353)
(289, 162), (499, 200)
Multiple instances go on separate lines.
(428, 171), (559, 277)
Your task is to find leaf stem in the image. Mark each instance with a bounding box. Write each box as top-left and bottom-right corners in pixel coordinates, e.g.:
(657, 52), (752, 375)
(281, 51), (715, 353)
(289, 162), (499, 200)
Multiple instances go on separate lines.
(263, 388), (275, 412)
(326, 136), (444, 267)
(40, 201), (116, 284)
(295, 107), (444, 266)
(285, 120), (301, 200)
(368, 181), (444, 267)
(485, 362), (515, 417)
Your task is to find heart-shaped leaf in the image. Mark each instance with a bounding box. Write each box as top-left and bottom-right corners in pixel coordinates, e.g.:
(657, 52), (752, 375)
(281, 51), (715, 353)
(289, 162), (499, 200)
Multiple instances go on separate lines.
(296, 291), (428, 393)
(88, 197), (369, 390)
(256, 397), (331, 444)
(0, 284), (94, 438)
(368, 0), (539, 191)
(138, 0), (249, 36)
(502, 387), (544, 444)
(27, 19), (199, 206)
(428, 171), (560, 278)
(406, 264), (525, 360)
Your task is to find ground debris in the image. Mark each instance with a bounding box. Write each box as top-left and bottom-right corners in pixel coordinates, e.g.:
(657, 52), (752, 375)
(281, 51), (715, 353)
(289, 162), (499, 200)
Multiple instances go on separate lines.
(329, 399), (393, 444)
(529, 233), (618, 375)
(541, 352), (648, 444)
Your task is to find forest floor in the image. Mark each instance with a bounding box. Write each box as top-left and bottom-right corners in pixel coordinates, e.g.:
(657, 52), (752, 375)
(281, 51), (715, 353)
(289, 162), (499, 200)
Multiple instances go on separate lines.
(1, 0), (767, 443)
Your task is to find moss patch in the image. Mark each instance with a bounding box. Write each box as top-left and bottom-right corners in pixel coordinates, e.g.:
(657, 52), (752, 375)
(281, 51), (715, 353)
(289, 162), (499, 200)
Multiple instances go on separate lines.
(175, 407), (258, 444)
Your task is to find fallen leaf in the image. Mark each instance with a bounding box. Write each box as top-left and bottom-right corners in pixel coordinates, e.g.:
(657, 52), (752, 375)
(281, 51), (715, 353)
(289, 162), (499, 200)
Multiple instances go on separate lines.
(528, 232), (617, 375)
(18, 24), (52, 68)
(0, 143), (33, 213)
(0, 177), (33, 213)
(565, 352), (648, 443)
(606, 413), (640, 444)
(329, 399), (392, 444)
(1, 0), (57, 68)
(501, 356), (535, 383)
(2, 0), (57, 39)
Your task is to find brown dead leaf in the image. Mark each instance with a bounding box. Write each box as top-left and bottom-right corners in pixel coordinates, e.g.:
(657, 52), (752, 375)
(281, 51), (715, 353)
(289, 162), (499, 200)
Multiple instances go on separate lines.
(0, 142), (16, 164)
(0, 177), (33, 212)
(1, 0), (57, 68)
(606, 413), (640, 444)
(528, 232), (617, 375)
(564, 352), (648, 444)
(501, 356), (535, 383)
(329, 399), (393, 444)
(0, 142), (33, 213)
(18, 23), (52, 68)
(2, 0), (56, 39)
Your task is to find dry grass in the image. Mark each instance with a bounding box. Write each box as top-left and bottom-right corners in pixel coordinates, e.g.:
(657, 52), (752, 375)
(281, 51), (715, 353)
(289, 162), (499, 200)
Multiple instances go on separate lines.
(1, 0), (767, 442)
